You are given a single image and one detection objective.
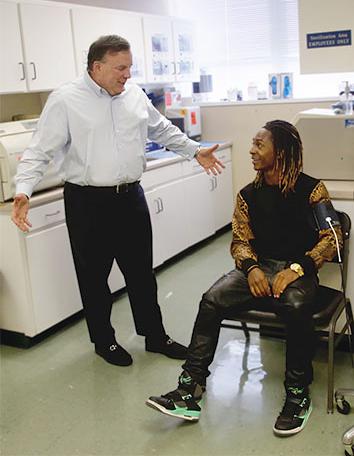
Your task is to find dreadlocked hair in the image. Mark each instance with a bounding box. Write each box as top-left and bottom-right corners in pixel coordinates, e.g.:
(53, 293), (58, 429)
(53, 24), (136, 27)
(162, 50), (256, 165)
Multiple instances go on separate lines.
(254, 119), (303, 195)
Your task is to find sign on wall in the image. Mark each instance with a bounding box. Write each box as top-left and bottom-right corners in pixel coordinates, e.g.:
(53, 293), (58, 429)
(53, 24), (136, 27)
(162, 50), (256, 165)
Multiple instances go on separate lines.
(307, 30), (352, 49)
(299, 0), (354, 74)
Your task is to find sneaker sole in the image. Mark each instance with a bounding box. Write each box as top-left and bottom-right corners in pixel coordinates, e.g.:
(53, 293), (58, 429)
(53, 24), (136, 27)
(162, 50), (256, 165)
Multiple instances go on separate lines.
(145, 399), (199, 422)
(273, 402), (313, 436)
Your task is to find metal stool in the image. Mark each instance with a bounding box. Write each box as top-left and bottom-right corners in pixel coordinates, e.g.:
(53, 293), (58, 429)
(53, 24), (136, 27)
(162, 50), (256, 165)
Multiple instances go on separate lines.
(336, 389), (354, 456)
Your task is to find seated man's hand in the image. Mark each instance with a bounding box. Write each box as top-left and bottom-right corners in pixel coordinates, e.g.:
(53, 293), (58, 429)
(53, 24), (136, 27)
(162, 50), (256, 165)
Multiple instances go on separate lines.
(272, 269), (299, 298)
(247, 267), (272, 298)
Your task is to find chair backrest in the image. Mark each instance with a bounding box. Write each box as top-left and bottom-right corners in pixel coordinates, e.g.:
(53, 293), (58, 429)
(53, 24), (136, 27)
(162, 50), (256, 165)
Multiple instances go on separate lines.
(335, 211), (351, 289)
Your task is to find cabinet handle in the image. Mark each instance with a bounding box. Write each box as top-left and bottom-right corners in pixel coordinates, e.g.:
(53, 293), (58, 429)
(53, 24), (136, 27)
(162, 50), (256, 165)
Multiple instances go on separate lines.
(158, 197), (164, 212)
(210, 178), (214, 191)
(30, 62), (37, 80)
(214, 176), (218, 189)
(45, 210), (61, 217)
(19, 62), (25, 80)
(154, 199), (160, 214)
(171, 62), (176, 75)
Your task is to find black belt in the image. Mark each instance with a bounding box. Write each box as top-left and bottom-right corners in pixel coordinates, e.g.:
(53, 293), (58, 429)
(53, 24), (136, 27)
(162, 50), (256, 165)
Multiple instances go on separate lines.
(65, 181), (140, 193)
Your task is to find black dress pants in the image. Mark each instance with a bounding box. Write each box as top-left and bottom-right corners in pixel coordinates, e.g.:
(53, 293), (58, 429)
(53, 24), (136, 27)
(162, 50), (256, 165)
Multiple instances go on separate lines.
(63, 182), (166, 346)
(183, 259), (319, 388)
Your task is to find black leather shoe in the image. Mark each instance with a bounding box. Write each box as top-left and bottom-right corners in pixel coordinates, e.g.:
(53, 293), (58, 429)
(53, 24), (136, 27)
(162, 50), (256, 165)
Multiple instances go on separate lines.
(145, 335), (187, 360)
(95, 343), (133, 366)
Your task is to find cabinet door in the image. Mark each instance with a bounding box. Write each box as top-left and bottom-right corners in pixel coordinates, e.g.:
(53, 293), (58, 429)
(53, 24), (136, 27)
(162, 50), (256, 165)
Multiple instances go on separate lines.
(172, 19), (198, 82)
(71, 7), (146, 83)
(145, 180), (188, 267)
(25, 223), (82, 335)
(0, 1), (26, 93)
(145, 188), (166, 268)
(213, 162), (234, 231)
(143, 16), (174, 83)
(19, 3), (76, 91)
(183, 172), (215, 246)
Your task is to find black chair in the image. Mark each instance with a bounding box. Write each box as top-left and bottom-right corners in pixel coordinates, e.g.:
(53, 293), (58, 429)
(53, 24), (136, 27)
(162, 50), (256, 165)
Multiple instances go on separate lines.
(221, 211), (354, 413)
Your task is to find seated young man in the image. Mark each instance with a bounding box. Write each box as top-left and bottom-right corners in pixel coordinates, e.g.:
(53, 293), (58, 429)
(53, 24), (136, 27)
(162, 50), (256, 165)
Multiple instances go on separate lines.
(145, 119), (342, 436)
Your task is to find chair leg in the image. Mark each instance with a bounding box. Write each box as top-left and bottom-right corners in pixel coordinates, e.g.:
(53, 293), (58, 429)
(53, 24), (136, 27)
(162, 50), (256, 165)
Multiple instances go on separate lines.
(327, 321), (335, 414)
(345, 299), (354, 367)
(241, 322), (250, 340)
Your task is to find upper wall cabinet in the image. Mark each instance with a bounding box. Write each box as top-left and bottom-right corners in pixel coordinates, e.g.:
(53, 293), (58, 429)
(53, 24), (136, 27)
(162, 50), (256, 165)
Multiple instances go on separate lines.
(0, 1), (26, 93)
(172, 19), (198, 82)
(143, 16), (198, 83)
(19, 2), (76, 92)
(71, 7), (146, 84)
(143, 16), (175, 83)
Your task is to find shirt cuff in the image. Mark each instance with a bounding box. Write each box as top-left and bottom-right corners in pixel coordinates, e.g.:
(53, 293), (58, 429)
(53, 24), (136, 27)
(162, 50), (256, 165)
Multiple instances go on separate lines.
(174, 140), (200, 161)
(15, 183), (34, 199)
(241, 258), (259, 275)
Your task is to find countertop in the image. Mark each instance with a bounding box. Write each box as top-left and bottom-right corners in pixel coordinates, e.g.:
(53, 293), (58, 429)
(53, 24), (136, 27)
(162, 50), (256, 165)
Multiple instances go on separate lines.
(0, 141), (232, 211)
(324, 180), (354, 201)
(145, 140), (232, 171)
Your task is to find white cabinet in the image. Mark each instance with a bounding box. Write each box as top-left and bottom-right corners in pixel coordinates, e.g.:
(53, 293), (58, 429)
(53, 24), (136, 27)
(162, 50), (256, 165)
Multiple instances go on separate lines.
(211, 161), (234, 231)
(183, 172), (215, 247)
(143, 16), (198, 83)
(0, 1), (26, 93)
(71, 7), (146, 83)
(0, 198), (82, 338)
(145, 179), (187, 267)
(25, 223), (82, 334)
(171, 19), (198, 82)
(142, 146), (233, 268)
(19, 2), (76, 92)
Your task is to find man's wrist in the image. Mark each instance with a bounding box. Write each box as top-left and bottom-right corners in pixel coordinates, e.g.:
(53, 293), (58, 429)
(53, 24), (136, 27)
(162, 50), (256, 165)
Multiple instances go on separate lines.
(246, 264), (260, 275)
(241, 258), (259, 275)
(15, 193), (29, 201)
(194, 145), (201, 158)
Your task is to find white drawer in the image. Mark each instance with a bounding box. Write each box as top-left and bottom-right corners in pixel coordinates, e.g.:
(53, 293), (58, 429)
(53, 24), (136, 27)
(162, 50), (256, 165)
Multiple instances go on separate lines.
(28, 199), (65, 231)
(182, 159), (204, 176)
(141, 161), (183, 190)
(182, 147), (232, 177)
(216, 147), (231, 163)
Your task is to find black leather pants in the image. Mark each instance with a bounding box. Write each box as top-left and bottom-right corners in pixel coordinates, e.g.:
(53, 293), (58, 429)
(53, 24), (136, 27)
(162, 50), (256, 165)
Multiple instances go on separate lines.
(182, 259), (319, 388)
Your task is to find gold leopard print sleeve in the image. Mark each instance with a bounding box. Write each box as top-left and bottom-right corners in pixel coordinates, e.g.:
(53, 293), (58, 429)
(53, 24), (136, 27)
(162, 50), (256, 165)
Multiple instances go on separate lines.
(230, 192), (258, 268)
(306, 181), (343, 269)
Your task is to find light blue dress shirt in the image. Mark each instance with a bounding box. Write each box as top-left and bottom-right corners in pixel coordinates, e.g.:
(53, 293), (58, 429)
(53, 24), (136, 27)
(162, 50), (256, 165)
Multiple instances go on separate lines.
(15, 72), (199, 197)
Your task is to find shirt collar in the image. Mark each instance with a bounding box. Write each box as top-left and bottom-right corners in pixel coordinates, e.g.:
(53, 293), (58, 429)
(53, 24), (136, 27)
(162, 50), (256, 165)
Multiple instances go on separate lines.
(84, 71), (107, 97)
(83, 71), (127, 99)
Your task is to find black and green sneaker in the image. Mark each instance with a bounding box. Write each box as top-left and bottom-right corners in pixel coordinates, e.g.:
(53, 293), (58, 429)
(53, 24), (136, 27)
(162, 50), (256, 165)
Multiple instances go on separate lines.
(146, 371), (204, 421)
(273, 386), (312, 436)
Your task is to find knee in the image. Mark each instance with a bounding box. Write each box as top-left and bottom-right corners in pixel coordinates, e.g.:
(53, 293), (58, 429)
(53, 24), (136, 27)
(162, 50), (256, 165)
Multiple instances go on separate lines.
(281, 287), (312, 315)
(202, 279), (228, 309)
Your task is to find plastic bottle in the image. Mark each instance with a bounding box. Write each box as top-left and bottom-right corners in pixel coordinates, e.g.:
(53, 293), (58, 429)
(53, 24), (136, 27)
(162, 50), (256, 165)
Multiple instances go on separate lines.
(343, 81), (353, 115)
(247, 82), (258, 100)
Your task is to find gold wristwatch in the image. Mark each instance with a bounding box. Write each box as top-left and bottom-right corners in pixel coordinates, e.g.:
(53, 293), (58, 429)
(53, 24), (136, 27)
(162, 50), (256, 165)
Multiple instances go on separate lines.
(289, 263), (304, 277)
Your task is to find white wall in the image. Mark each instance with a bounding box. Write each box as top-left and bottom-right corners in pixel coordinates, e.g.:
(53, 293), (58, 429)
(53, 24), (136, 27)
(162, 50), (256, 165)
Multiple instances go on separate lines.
(200, 99), (336, 194)
(299, 0), (354, 74)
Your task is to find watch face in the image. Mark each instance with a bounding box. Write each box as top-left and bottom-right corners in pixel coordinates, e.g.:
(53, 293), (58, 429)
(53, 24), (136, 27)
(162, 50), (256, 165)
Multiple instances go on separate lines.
(291, 263), (303, 275)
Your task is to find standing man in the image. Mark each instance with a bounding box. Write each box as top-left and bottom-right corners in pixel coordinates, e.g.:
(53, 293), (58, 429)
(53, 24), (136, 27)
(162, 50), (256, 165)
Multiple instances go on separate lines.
(146, 120), (342, 436)
(11, 35), (223, 367)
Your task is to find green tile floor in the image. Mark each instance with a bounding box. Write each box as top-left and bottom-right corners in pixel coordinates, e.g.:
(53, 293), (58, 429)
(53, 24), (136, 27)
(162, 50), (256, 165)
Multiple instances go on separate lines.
(1, 231), (353, 456)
